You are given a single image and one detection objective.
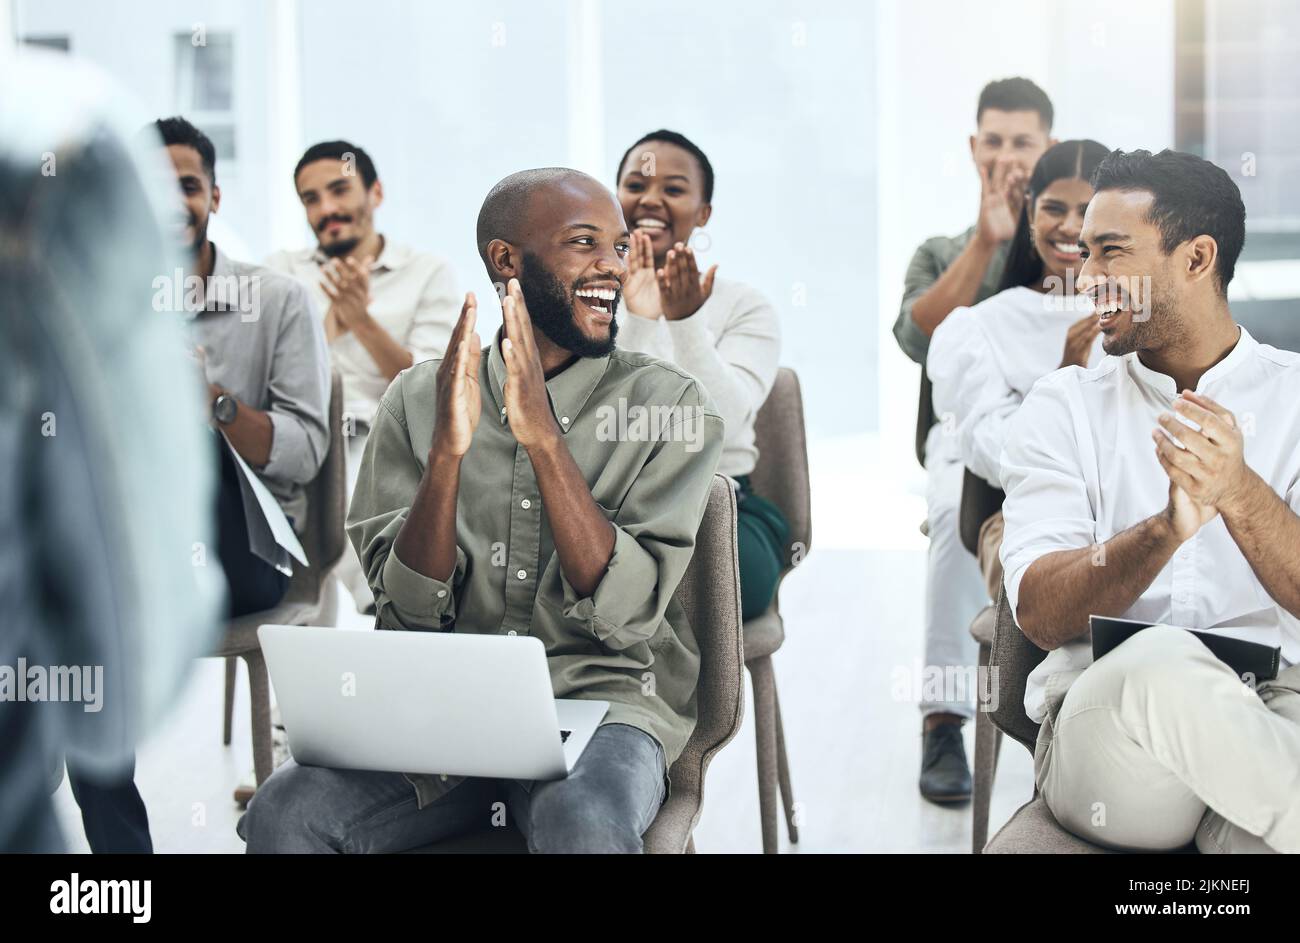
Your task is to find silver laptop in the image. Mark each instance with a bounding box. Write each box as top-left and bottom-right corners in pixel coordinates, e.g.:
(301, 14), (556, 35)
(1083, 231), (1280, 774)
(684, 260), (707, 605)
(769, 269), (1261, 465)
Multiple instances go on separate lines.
(257, 625), (609, 780)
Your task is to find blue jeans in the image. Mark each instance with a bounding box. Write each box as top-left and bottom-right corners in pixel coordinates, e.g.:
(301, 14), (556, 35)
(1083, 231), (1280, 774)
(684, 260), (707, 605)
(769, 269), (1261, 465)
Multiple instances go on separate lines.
(237, 723), (666, 853)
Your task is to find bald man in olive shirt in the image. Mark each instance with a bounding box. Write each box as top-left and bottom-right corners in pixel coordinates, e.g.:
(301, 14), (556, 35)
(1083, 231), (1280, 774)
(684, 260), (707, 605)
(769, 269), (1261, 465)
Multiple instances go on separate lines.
(239, 169), (724, 853)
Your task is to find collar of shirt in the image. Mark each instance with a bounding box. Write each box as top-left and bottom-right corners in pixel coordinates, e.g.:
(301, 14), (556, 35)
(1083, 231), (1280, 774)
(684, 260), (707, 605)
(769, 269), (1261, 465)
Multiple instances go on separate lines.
(188, 242), (245, 317)
(485, 327), (609, 435)
(1124, 324), (1254, 398)
(310, 234), (407, 273)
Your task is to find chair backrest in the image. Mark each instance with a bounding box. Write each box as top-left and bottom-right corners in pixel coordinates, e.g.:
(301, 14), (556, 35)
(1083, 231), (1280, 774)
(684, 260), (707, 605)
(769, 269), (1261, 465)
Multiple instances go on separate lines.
(915, 371), (936, 467)
(643, 474), (743, 853)
(286, 369), (346, 603)
(748, 367), (812, 584)
(959, 467), (1005, 557)
(987, 586), (1049, 754)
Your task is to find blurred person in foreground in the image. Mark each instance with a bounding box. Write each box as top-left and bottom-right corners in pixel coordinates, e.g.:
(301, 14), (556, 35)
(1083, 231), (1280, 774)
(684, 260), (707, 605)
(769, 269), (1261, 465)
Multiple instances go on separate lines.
(0, 52), (223, 853)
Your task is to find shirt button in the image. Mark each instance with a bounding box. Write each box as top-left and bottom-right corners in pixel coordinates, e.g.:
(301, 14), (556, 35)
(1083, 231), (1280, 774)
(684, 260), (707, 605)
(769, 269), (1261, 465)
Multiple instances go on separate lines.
(440, 774), (448, 782)
(516, 569), (527, 580)
(560, 416), (570, 425)
(436, 589), (447, 598)
(521, 498), (531, 509)
(507, 630), (517, 636)
(500, 406), (507, 415)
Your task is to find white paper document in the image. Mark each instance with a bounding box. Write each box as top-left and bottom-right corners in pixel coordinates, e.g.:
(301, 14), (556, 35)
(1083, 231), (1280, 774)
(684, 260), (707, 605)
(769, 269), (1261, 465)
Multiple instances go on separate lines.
(220, 431), (309, 573)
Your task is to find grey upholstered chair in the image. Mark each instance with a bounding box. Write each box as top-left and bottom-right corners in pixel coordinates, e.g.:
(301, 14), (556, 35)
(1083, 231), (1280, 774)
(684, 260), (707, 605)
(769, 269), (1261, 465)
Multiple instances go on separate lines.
(216, 369), (347, 789)
(408, 473), (746, 854)
(916, 372), (936, 467)
(744, 367), (812, 854)
(979, 587), (1112, 853)
(958, 467), (1003, 852)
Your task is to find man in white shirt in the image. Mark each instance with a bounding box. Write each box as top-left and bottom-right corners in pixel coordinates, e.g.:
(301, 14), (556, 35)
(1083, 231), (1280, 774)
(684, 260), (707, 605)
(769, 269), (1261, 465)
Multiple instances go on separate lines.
(267, 140), (460, 614)
(1000, 149), (1300, 853)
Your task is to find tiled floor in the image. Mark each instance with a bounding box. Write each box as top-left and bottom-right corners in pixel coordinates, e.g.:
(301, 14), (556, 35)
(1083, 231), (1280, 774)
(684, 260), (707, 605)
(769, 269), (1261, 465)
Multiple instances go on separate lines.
(51, 545), (1035, 854)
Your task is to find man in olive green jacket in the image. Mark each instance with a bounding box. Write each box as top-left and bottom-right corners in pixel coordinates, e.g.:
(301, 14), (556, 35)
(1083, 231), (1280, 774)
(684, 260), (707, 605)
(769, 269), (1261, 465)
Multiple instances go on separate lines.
(238, 168), (724, 853)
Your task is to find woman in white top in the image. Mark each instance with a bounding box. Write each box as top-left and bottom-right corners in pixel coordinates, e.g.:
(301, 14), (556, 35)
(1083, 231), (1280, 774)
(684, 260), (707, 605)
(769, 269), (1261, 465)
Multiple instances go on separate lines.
(928, 139), (1110, 597)
(614, 129), (784, 620)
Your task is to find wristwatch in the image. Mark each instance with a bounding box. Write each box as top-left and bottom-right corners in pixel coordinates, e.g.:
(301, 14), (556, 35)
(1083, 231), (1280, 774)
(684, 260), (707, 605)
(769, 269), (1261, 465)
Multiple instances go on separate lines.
(212, 392), (238, 425)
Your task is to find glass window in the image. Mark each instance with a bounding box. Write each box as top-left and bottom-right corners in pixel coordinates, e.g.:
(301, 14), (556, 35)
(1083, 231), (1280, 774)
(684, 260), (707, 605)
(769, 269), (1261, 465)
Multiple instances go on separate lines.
(173, 31), (236, 159)
(1177, 0), (1300, 244)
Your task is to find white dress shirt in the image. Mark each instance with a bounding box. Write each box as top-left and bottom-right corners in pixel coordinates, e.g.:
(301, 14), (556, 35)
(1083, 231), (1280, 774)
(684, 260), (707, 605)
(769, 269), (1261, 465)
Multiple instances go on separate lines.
(266, 239), (459, 428)
(617, 276), (780, 479)
(999, 326), (1300, 723)
(928, 286), (1103, 483)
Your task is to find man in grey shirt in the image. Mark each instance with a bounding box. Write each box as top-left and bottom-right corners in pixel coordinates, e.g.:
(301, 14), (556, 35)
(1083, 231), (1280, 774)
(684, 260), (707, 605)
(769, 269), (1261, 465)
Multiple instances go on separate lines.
(154, 117), (330, 606)
(895, 79), (1053, 805)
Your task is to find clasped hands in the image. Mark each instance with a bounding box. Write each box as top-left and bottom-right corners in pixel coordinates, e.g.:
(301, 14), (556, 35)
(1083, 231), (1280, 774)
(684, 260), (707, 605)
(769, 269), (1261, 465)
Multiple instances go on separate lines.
(1153, 390), (1260, 541)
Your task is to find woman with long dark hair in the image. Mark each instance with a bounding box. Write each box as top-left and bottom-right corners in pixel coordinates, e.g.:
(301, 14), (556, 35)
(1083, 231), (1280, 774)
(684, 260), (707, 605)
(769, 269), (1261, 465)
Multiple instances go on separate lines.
(927, 139), (1109, 622)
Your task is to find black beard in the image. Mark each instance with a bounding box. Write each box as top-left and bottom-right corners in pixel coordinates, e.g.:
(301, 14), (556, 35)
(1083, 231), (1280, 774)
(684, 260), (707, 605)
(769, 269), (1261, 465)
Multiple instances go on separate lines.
(1102, 281), (1175, 357)
(320, 237), (360, 258)
(519, 252), (618, 358)
(186, 215), (208, 258)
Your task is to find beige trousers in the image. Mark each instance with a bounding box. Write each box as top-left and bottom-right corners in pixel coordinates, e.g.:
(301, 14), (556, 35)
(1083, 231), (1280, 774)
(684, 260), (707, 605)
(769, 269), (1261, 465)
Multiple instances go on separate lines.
(976, 510), (1004, 601)
(1035, 623), (1300, 853)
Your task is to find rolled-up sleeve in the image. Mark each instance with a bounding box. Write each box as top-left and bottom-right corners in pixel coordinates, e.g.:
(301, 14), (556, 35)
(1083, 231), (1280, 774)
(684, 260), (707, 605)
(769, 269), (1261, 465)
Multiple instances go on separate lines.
(261, 281), (330, 485)
(346, 384), (468, 631)
(557, 385), (725, 650)
(894, 240), (943, 364)
(405, 260), (460, 367)
(998, 374), (1097, 626)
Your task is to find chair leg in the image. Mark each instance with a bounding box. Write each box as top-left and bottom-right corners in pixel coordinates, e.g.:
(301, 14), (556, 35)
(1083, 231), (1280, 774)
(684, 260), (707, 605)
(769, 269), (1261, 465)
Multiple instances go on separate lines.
(772, 681), (799, 844)
(972, 641), (1001, 853)
(749, 655), (780, 854)
(222, 656), (236, 746)
(242, 649), (274, 787)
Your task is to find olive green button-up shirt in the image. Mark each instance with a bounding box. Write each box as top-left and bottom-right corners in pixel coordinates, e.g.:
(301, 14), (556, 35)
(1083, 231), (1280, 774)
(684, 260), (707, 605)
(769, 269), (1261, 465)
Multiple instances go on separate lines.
(346, 331), (725, 807)
(892, 225), (1009, 365)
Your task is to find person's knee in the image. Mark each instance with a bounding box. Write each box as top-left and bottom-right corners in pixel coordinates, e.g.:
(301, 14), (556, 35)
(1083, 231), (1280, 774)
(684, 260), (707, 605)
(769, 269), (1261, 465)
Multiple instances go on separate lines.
(526, 788), (647, 854)
(739, 538), (781, 619)
(1074, 624), (1207, 706)
(238, 763), (332, 853)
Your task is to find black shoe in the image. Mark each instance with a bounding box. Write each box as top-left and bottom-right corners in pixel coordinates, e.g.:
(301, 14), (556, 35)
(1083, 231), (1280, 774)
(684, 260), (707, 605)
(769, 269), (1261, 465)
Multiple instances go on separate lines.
(919, 722), (972, 804)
